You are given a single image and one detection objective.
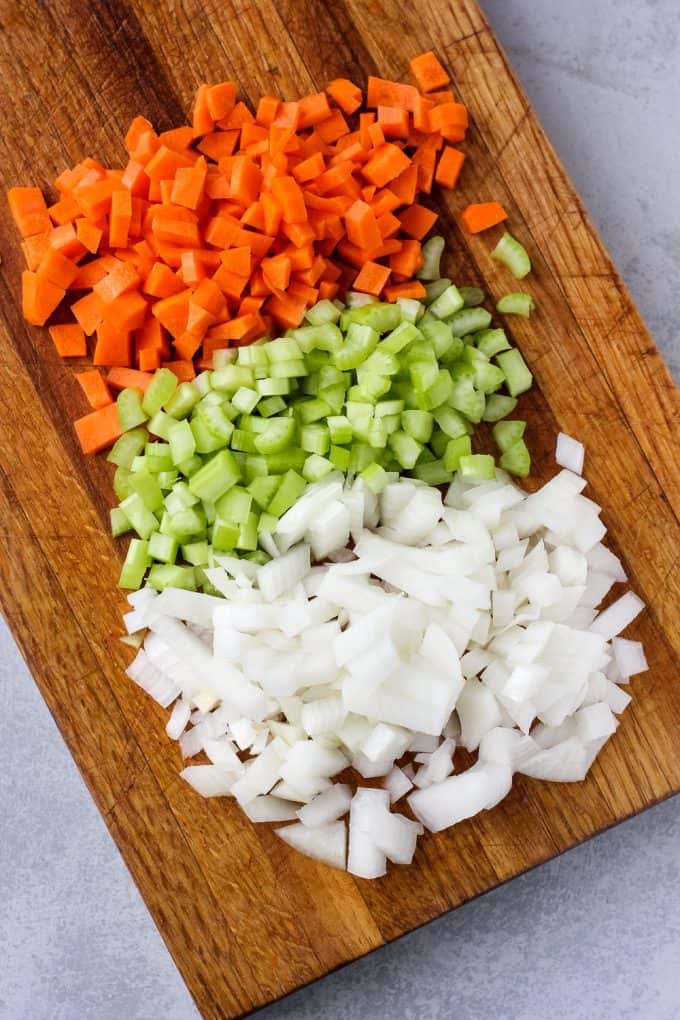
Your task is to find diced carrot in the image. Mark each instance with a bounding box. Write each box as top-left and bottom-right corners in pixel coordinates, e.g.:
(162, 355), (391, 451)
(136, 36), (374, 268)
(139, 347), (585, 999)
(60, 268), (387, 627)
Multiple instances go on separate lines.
(37, 248), (79, 288)
(49, 223), (87, 260)
(219, 101), (254, 131)
(389, 239), (423, 277)
(198, 130), (239, 161)
(362, 144), (411, 187)
(8, 187), (51, 237)
(74, 401), (122, 454)
(48, 193), (80, 225)
(435, 146), (465, 189)
(367, 122), (386, 149)
(430, 102), (468, 134)
(345, 199), (382, 250)
(106, 367), (152, 395)
(192, 84), (214, 137)
(161, 360), (196, 381)
(412, 94), (434, 133)
(76, 218), (103, 254)
(428, 90), (455, 105)
(383, 280), (427, 302)
(192, 277), (226, 317)
(262, 254), (292, 291)
(241, 201), (265, 230)
(377, 211), (401, 238)
(316, 109), (349, 144)
(366, 77), (419, 112)
(171, 157), (207, 209)
(48, 323), (87, 357)
(377, 106), (409, 139)
(327, 78), (363, 115)
(318, 280), (339, 300)
(151, 289), (191, 337)
(292, 152), (326, 184)
(108, 188), (132, 248)
(21, 271), (64, 325)
(138, 348), (162, 371)
(72, 291), (106, 335)
(397, 203), (438, 240)
(461, 201), (508, 234)
(212, 265), (249, 299)
(207, 81), (237, 120)
(409, 51), (450, 93)
(271, 176), (307, 224)
(135, 317), (169, 358)
(21, 231), (51, 271)
(158, 125), (194, 152)
(265, 292), (308, 329)
(93, 322), (132, 366)
(389, 164), (418, 205)
(256, 96), (280, 127)
(143, 262), (185, 298)
(353, 260), (391, 296)
(93, 261), (140, 303)
(75, 369), (112, 408)
(298, 92), (332, 129)
(101, 291), (147, 332)
(412, 145), (437, 194)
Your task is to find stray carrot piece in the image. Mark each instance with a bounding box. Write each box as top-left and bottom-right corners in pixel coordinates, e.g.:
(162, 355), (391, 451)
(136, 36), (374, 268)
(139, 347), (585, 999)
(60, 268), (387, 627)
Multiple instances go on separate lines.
(161, 360), (196, 382)
(76, 218), (103, 254)
(138, 348), (162, 371)
(435, 146), (465, 189)
(377, 106), (409, 139)
(409, 51), (450, 93)
(383, 280), (427, 302)
(362, 144), (411, 188)
(48, 323), (87, 357)
(21, 271), (64, 326)
(107, 367), (153, 392)
(397, 202), (438, 240)
(207, 81), (237, 121)
(93, 322), (132, 366)
(75, 369), (112, 408)
(8, 187), (51, 237)
(366, 77), (419, 112)
(352, 260), (390, 296)
(461, 201), (508, 234)
(21, 231), (51, 271)
(256, 96), (280, 127)
(327, 78), (363, 115)
(74, 401), (122, 454)
(93, 261), (140, 303)
(389, 238), (423, 277)
(37, 248), (79, 288)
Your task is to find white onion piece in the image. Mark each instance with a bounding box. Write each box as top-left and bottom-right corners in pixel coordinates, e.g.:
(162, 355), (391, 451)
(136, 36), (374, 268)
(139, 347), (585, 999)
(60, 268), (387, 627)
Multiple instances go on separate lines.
(612, 637), (648, 679)
(297, 784), (352, 827)
(348, 789), (388, 879)
(180, 764), (235, 798)
(555, 433), (585, 474)
(590, 592), (645, 640)
(383, 765), (414, 804)
(244, 796), (301, 823)
(408, 761), (512, 832)
(275, 820), (347, 870)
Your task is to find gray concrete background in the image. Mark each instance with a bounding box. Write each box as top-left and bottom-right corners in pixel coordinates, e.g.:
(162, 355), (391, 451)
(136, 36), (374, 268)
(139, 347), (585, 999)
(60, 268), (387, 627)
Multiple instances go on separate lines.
(1, 1), (678, 1017)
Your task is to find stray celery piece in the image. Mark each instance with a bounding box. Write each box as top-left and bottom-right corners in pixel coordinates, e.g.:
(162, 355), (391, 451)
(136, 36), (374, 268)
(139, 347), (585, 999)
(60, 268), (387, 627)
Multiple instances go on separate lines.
(496, 292), (535, 317)
(443, 434), (472, 471)
(110, 507), (131, 538)
(142, 368), (178, 417)
(459, 286), (485, 307)
(448, 307), (492, 337)
(459, 453), (496, 480)
(148, 409), (175, 441)
(416, 236), (445, 280)
(168, 419), (196, 465)
(148, 531), (178, 564)
(482, 394), (518, 421)
(147, 564), (196, 591)
(475, 328), (511, 359)
(495, 348), (533, 396)
(493, 420), (527, 452)
(165, 381), (200, 419)
(212, 518), (239, 551)
(491, 231), (532, 280)
(128, 470), (164, 512)
(188, 449), (241, 502)
(116, 388), (147, 431)
(303, 454), (334, 482)
(118, 539), (150, 589)
(428, 284), (464, 320)
(500, 439), (531, 477)
(361, 462), (388, 494)
(401, 409), (433, 443)
(119, 493), (158, 540)
(215, 486), (253, 524)
(254, 417), (296, 454)
(268, 470), (306, 516)
(411, 459), (452, 485)
(181, 541), (210, 566)
(107, 428), (147, 469)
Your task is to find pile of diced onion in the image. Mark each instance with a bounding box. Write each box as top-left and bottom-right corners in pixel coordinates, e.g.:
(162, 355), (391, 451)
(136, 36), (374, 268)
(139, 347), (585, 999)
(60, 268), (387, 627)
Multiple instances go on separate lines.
(123, 434), (647, 877)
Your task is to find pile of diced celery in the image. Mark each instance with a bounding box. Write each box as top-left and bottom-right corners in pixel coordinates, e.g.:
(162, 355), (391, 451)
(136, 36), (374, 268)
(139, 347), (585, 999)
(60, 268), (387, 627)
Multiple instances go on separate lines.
(111, 272), (533, 591)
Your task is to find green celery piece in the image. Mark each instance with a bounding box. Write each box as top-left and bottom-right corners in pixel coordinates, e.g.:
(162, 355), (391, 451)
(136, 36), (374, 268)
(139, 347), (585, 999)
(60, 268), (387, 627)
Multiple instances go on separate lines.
(304, 349), (331, 372)
(491, 231), (532, 280)
(433, 406), (471, 438)
(374, 399), (405, 418)
(188, 449), (240, 502)
(401, 410), (433, 443)
(176, 453), (203, 477)
(181, 541), (210, 567)
(334, 322), (379, 371)
(148, 409), (176, 441)
(303, 454), (334, 482)
(417, 368), (453, 411)
(448, 307), (492, 337)
(258, 512), (278, 536)
(269, 359), (307, 379)
(237, 343), (269, 368)
(410, 359), (439, 393)
(317, 384), (346, 414)
(344, 303), (401, 333)
(317, 365), (346, 388)
(388, 430), (422, 469)
(197, 403), (234, 443)
(237, 511), (259, 551)
(193, 371), (213, 395)
(258, 395), (287, 418)
(459, 453), (496, 480)
(212, 518), (239, 551)
(265, 337), (302, 362)
(475, 328), (511, 359)
(157, 470), (178, 490)
(200, 499), (215, 526)
(190, 416), (226, 454)
(348, 443), (375, 473)
(215, 486), (253, 524)
(362, 348), (400, 376)
(361, 462), (389, 494)
(379, 321), (421, 354)
(264, 448), (307, 474)
(254, 417), (296, 454)
(430, 430), (449, 458)
(305, 299), (342, 326)
(329, 444), (351, 471)
(450, 379), (485, 422)
(301, 423), (330, 455)
(424, 278), (451, 304)
(429, 284), (464, 320)
(110, 507), (131, 538)
(164, 506), (206, 541)
(119, 493), (158, 540)
(237, 414), (269, 434)
(128, 469), (163, 512)
(113, 466), (134, 501)
(411, 459), (452, 485)
(419, 317), (454, 359)
(268, 470), (306, 516)
(352, 372), (391, 401)
(168, 419), (196, 466)
(493, 420), (527, 452)
(500, 439), (531, 477)
(381, 413), (401, 435)
(291, 323), (343, 354)
(147, 564), (196, 591)
(416, 236), (445, 280)
(367, 418), (388, 449)
(107, 428), (147, 469)
(148, 531), (178, 564)
(297, 397), (332, 424)
(118, 539), (150, 589)
(345, 402), (373, 440)
(164, 381), (201, 420)
(396, 297), (423, 323)
(245, 549), (270, 565)
(144, 443), (173, 474)
(230, 429), (259, 453)
(117, 388), (147, 432)
(232, 387), (260, 414)
(248, 475), (282, 511)
(212, 364), (255, 393)
(164, 482), (198, 514)
(327, 415), (353, 445)
(459, 286), (485, 307)
(482, 394), (518, 421)
(496, 348), (533, 396)
(443, 434), (472, 471)
(496, 292), (535, 317)
(473, 362), (506, 394)
(141, 368), (177, 418)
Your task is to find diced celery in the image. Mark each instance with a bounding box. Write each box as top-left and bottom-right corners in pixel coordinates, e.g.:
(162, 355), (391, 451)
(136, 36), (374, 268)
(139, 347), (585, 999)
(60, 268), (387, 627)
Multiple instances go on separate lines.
(496, 292), (535, 317)
(301, 424), (330, 455)
(496, 348), (533, 396)
(118, 539), (150, 589)
(141, 368), (178, 418)
(165, 381), (201, 419)
(345, 402), (373, 439)
(231, 429), (259, 453)
(117, 388), (147, 432)
(164, 506), (206, 540)
(297, 397), (332, 424)
(443, 434), (472, 471)
(119, 493), (158, 540)
(411, 459), (452, 484)
(236, 511), (259, 551)
(417, 236), (445, 280)
(367, 418), (388, 449)
(482, 394), (518, 421)
(410, 359), (439, 393)
(177, 453), (203, 477)
(212, 364), (255, 393)
(254, 417), (296, 454)
(388, 430), (422, 469)
(459, 286), (485, 307)
(212, 517), (240, 551)
(448, 307), (492, 337)
(433, 406), (471, 438)
(144, 443), (173, 474)
(258, 395), (286, 418)
(303, 454), (334, 482)
(113, 466), (134, 501)
(107, 428), (147, 469)
(264, 448), (307, 474)
(401, 410), (433, 443)
(237, 343), (269, 368)
(148, 409), (176, 441)
(157, 470), (178, 490)
(491, 231), (532, 280)
(493, 420), (526, 452)
(362, 348), (400, 376)
(147, 564), (196, 591)
(352, 372), (391, 401)
(168, 419), (196, 465)
(265, 337), (302, 362)
(193, 371), (213, 396)
(361, 462), (389, 494)
(257, 377), (291, 397)
(197, 404), (234, 444)
(317, 384), (346, 414)
(291, 323), (343, 353)
(475, 328), (511, 359)
(148, 531), (178, 564)
(181, 541), (210, 567)
(348, 443), (376, 473)
(429, 284), (464, 320)
(232, 387), (260, 414)
(327, 415), (353, 445)
(345, 303), (401, 333)
(419, 318), (454, 359)
(215, 485), (253, 525)
(329, 444), (351, 471)
(269, 359), (307, 379)
(334, 323), (379, 371)
(459, 454), (496, 480)
(248, 475), (282, 510)
(237, 414), (269, 434)
(110, 507), (131, 538)
(246, 549), (270, 565)
(374, 399), (404, 418)
(473, 362), (506, 394)
(500, 439), (531, 477)
(417, 368), (453, 410)
(268, 470), (306, 516)
(381, 413), (401, 435)
(430, 430), (449, 458)
(188, 449), (240, 501)
(396, 298), (423, 323)
(424, 278), (451, 304)
(450, 379), (486, 422)
(305, 299), (342, 326)
(128, 469), (163, 512)
(380, 321), (421, 354)
(190, 416), (226, 454)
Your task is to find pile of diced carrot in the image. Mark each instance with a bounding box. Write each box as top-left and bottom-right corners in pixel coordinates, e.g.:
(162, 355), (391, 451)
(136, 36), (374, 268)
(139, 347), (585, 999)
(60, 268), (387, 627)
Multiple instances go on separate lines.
(7, 51), (471, 389)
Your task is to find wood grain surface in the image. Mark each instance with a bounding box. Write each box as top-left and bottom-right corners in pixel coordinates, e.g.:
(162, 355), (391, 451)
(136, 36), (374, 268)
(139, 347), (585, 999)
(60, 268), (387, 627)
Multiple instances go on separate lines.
(0, 1), (678, 1016)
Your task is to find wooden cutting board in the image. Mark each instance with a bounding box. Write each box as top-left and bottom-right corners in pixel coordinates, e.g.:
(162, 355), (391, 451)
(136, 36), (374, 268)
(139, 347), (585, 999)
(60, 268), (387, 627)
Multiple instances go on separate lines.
(0, 1), (678, 1016)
